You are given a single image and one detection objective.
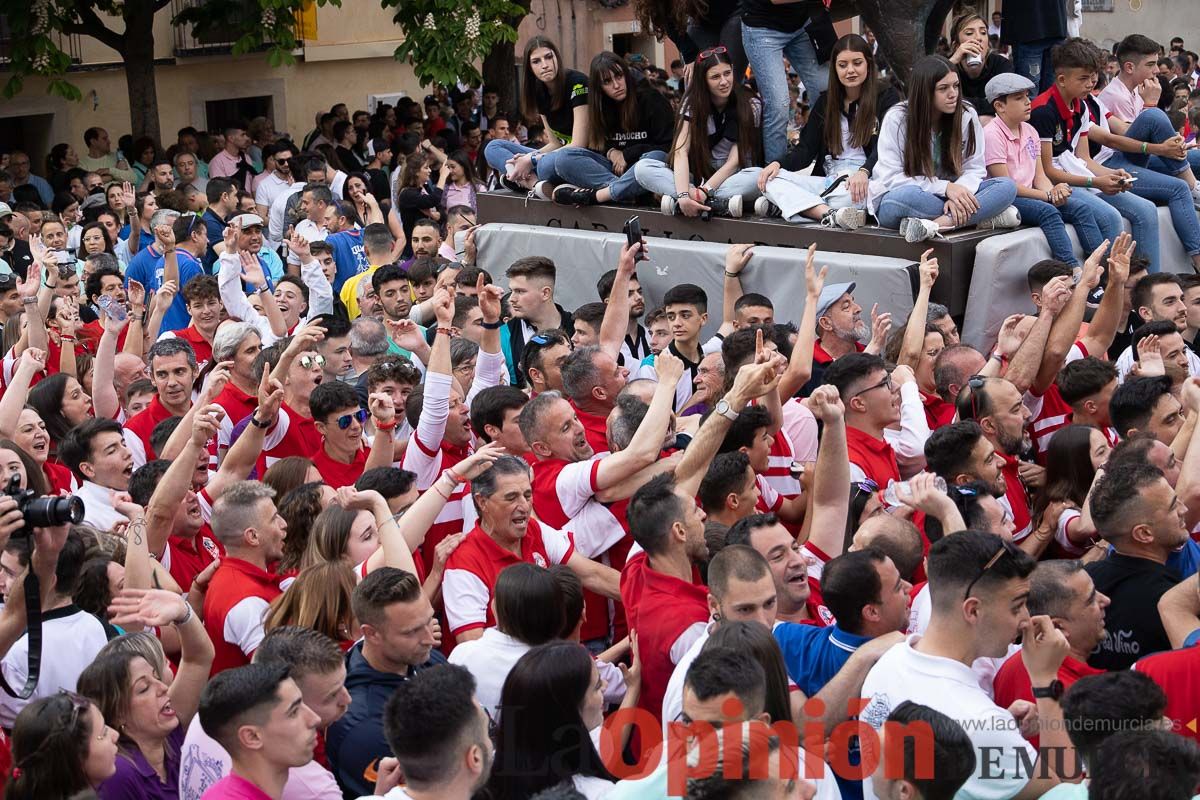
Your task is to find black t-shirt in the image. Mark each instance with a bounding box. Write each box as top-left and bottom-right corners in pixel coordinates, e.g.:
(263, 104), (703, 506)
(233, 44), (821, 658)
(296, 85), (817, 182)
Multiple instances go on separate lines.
(957, 53), (1014, 116)
(1085, 553), (1180, 670)
(536, 69), (589, 144)
(741, 0), (817, 33)
(1030, 86), (1086, 158)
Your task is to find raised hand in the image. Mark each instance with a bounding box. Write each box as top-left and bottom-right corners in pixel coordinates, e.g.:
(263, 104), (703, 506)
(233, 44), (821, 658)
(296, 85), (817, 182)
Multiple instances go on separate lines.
(256, 368), (285, 418)
(156, 280), (179, 312)
(108, 588), (193, 629)
(432, 285), (455, 327)
(891, 363), (915, 386)
(191, 403), (224, 448)
(287, 320), (327, 355)
(239, 250), (267, 287)
(617, 240), (644, 275)
(127, 279), (146, 313)
(200, 361), (234, 404)
(385, 318), (428, 352)
(458, 441), (505, 480)
(121, 181), (136, 210)
(18, 348), (46, 375)
(805, 384), (845, 423)
(725, 243), (754, 276)
(918, 248), (939, 290)
(154, 222), (176, 252)
(867, 304), (892, 350)
(288, 231), (311, 263)
(1041, 275), (1073, 316)
(1135, 333), (1165, 377)
(654, 348), (685, 387)
(368, 391), (396, 426)
(16, 260), (42, 299)
(28, 234), (47, 265)
(477, 275), (502, 323)
(223, 220), (240, 255)
(1081, 239), (1110, 289)
(995, 313), (1027, 357)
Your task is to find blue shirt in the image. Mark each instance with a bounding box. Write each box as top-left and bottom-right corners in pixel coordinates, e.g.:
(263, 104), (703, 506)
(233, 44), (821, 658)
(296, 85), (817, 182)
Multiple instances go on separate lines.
(202, 208), (227, 271)
(124, 246), (203, 334)
(775, 622), (873, 800)
(1167, 539), (1200, 580)
(327, 228), (370, 293)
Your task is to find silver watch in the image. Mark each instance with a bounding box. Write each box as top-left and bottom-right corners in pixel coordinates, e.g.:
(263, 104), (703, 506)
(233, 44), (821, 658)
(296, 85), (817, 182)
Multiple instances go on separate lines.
(715, 398), (739, 421)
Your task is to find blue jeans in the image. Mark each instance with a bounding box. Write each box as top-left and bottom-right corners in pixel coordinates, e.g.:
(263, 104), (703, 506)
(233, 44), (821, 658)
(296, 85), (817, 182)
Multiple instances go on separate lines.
(1012, 197), (1081, 265)
(1104, 153), (1200, 260)
(875, 178), (1018, 229)
(1013, 37), (1061, 93)
(741, 23), (828, 164)
(482, 139), (563, 181)
(1114, 108), (1196, 179)
(633, 158), (763, 200)
(550, 148), (669, 201)
(1097, 189), (1164, 271)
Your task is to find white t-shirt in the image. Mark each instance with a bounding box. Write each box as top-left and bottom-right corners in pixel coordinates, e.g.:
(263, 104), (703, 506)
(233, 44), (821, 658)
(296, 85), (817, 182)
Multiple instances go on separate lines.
(447, 627), (533, 721)
(859, 634), (1037, 800)
(906, 585), (1020, 695)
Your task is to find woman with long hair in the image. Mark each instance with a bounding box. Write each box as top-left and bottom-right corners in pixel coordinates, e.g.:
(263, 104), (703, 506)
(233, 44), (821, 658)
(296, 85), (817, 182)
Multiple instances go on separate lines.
(0, 438), (50, 495)
(77, 587), (213, 799)
(4, 408), (76, 492)
(948, 11), (1013, 121)
(740, 0), (834, 164)
(263, 561), (359, 649)
(262, 456), (320, 508)
(483, 36), (590, 193)
(485, 641), (616, 799)
(634, 47), (763, 218)
(394, 151), (448, 259)
(756, 34), (900, 227)
(549, 51), (673, 208)
(29, 372), (93, 455)
(6, 691), (120, 799)
(442, 151), (487, 214)
(276, 481), (333, 574)
(1033, 424), (1110, 557)
(301, 503), (381, 573)
(869, 55), (1019, 242)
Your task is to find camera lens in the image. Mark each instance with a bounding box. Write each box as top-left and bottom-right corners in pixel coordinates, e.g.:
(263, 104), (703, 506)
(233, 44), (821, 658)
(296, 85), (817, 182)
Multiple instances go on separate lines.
(23, 496), (84, 529)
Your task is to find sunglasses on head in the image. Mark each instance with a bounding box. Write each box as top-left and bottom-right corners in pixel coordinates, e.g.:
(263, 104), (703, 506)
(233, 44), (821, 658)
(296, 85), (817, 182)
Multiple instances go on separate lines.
(334, 409), (370, 430)
(963, 539), (1021, 600)
(965, 375), (986, 420)
(298, 354), (327, 370)
(698, 46), (728, 62)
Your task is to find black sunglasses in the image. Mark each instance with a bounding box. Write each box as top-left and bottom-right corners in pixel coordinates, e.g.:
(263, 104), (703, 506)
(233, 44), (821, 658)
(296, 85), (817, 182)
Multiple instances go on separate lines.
(965, 375), (986, 420)
(963, 539), (1020, 600)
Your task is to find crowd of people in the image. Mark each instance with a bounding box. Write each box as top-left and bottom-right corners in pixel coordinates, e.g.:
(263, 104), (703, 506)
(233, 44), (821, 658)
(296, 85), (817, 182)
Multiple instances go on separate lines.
(0, 4), (1199, 800)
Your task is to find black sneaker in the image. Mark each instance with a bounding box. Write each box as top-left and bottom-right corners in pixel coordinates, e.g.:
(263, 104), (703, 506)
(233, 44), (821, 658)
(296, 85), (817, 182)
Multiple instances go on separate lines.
(705, 195), (743, 218)
(499, 176), (524, 193)
(552, 184), (597, 206)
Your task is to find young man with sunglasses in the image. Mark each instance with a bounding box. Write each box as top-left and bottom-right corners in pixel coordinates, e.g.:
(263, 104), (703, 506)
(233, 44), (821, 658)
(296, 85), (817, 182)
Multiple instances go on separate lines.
(309, 379), (400, 489)
(822, 353), (912, 489)
(860, 530), (1080, 800)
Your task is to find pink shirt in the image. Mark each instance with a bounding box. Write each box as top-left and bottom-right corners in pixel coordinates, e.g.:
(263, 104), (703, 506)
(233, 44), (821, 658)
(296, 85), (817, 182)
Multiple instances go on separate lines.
(984, 118), (1041, 189)
(200, 774), (273, 799)
(1098, 77), (1143, 123)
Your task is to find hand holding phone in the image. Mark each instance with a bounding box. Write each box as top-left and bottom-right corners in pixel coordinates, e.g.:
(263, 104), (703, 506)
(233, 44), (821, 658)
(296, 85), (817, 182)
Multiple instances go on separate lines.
(624, 216), (648, 262)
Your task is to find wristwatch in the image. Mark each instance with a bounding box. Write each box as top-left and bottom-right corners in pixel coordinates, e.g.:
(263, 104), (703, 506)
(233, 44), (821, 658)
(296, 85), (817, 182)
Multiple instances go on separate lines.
(1032, 680), (1064, 701)
(715, 398), (739, 422)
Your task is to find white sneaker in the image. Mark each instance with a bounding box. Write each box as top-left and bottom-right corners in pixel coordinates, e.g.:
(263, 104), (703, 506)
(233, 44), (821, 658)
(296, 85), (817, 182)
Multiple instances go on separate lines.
(755, 196), (784, 218)
(821, 207), (866, 230)
(531, 180), (556, 201)
(976, 205), (1022, 230)
(899, 217), (942, 243)
(661, 194), (678, 215)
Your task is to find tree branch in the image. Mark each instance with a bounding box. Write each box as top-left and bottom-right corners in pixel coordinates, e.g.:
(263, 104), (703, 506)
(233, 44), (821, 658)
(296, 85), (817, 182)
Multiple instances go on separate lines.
(62, 0), (125, 52)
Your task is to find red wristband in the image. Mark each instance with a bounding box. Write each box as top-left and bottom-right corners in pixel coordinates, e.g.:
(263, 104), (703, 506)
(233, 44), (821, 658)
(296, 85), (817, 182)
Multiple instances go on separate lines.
(375, 419), (398, 432)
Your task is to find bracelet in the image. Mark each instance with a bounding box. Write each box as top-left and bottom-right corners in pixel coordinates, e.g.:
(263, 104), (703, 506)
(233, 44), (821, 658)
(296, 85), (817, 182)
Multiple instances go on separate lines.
(173, 601), (194, 627)
(725, 271), (741, 279)
(1142, 142), (1149, 155)
(481, 319), (503, 330)
(445, 467), (463, 484)
(20, 297), (36, 305)
(436, 326), (453, 336)
(1046, 191), (1053, 202)
(433, 484), (452, 500)
(60, 335), (75, 342)
(249, 415), (273, 429)
(374, 418), (397, 432)
(1086, 176), (1093, 188)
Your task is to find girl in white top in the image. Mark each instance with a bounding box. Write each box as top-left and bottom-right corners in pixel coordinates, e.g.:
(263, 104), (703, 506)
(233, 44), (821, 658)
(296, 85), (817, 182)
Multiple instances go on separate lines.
(869, 55), (1019, 243)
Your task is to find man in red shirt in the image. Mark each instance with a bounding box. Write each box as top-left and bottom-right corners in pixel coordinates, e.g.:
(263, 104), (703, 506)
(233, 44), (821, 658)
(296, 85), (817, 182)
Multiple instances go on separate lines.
(559, 345), (629, 454)
(210, 321), (263, 459)
(823, 353), (906, 488)
(123, 337), (199, 467)
(806, 281), (883, 394)
(993, 560), (1109, 746)
(160, 275), (221, 371)
(442, 455), (621, 642)
(1056, 357), (1121, 448)
(956, 376), (1036, 542)
(258, 322), (328, 471)
(1135, 571), (1200, 743)
(308, 379), (399, 488)
(522, 352), (682, 644)
(204, 479), (289, 674)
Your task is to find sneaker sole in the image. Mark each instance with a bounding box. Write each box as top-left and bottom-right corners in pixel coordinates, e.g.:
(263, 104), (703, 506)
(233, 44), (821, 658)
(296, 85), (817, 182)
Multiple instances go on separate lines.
(552, 185), (581, 205)
(837, 209), (866, 230)
(661, 195), (677, 215)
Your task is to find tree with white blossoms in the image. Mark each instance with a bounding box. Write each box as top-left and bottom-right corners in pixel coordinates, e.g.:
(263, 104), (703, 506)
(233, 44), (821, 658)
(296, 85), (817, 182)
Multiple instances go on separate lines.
(382, 0), (527, 110)
(0, 0), (341, 143)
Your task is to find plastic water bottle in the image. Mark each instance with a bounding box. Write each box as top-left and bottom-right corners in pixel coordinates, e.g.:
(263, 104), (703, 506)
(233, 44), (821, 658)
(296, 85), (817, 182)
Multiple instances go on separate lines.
(883, 476), (948, 507)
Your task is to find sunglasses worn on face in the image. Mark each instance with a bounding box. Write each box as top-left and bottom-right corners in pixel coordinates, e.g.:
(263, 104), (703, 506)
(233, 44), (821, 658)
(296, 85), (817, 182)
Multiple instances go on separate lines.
(335, 409), (370, 430)
(298, 354), (327, 370)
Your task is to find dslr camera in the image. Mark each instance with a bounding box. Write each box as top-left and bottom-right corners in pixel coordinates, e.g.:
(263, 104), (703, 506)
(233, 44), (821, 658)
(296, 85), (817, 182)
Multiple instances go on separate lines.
(2, 474), (84, 536)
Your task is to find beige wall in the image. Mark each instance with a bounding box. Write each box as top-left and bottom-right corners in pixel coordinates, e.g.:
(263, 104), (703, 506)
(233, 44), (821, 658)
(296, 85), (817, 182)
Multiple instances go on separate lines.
(516, 2), (680, 73)
(1078, 2), (1198, 53)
